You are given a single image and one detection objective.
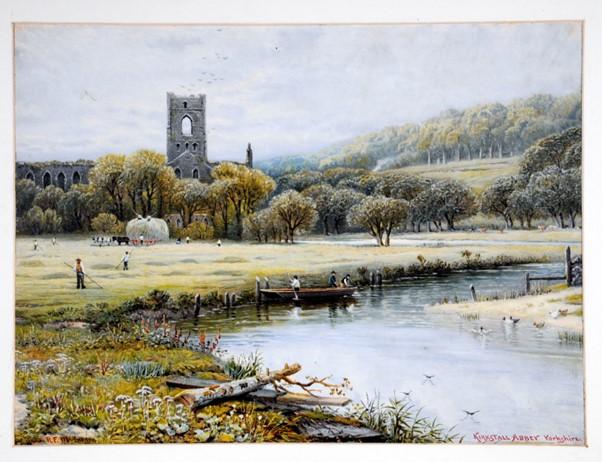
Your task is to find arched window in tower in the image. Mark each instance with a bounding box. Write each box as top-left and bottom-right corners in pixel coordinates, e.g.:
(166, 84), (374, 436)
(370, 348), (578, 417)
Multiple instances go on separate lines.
(181, 116), (192, 136)
(43, 172), (51, 188)
(176, 143), (180, 151)
(192, 143), (197, 151)
(183, 101), (187, 109)
(174, 168), (181, 179)
(192, 169), (199, 179)
(26, 172), (34, 181)
(57, 172), (66, 191)
(72, 171), (81, 185)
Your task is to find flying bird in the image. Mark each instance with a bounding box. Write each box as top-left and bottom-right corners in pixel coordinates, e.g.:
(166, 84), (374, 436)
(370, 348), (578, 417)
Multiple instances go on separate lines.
(80, 90), (97, 101)
(401, 391), (412, 398)
(462, 410), (480, 421)
(422, 374), (435, 385)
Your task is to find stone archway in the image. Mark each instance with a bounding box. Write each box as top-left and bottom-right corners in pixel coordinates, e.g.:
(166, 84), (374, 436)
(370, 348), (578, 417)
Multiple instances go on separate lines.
(26, 171), (34, 182)
(43, 171), (52, 188)
(72, 171), (81, 185)
(57, 172), (66, 191)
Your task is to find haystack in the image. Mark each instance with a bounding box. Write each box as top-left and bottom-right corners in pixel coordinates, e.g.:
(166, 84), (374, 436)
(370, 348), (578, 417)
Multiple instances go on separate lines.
(126, 216), (169, 241)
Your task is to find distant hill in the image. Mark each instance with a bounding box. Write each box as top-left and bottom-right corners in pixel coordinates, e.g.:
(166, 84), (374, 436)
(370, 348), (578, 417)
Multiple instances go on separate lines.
(257, 92), (581, 176)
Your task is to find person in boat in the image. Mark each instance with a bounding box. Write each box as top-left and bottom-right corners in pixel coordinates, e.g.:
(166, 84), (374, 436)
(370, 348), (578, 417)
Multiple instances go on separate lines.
(290, 275), (300, 300)
(342, 274), (352, 287)
(328, 271), (337, 288)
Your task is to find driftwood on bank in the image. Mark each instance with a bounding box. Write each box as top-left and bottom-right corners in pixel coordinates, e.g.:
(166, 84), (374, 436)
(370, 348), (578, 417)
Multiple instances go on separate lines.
(175, 363), (303, 409)
(173, 363), (351, 410)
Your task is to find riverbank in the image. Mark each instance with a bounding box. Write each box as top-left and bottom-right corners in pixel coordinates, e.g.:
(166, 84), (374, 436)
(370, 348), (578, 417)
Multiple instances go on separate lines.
(14, 324), (385, 444)
(426, 286), (583, 330)
(15, 232), (579, 321)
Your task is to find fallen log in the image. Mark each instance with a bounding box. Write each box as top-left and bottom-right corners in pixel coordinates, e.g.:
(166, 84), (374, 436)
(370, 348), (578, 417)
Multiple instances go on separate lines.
(175, 363), (302, 409)
(270, 392), (351, 407)
(166, 376), (224, 389)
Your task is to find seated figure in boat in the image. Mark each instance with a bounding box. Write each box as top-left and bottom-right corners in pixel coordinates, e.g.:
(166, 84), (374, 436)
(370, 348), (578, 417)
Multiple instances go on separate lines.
(328, 271), (338, 288)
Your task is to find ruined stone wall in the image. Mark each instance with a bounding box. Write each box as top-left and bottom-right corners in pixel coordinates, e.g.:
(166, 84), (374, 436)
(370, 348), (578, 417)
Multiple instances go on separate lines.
(16, 161), (94, 190)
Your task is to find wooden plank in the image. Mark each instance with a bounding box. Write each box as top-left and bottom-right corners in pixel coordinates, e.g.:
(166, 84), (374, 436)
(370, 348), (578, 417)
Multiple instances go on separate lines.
(165, 376), (224, 389)
(274, 392), (351, 407)
(527, 276), (565, 281)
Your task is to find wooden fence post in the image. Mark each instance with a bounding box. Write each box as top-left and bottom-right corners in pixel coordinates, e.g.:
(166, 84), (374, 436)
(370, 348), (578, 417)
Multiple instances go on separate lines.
(525, 273), (531, 294)
(264, 277), (270, 289)
(370, 272), (375, 287)
(470, 285), (477, 302)
(224, 292), (231, 308)
(565, 246), (573, 287)
(255, 277), (262, 304)
(376, 271), (383, 287)
(229, 292), (237, 307)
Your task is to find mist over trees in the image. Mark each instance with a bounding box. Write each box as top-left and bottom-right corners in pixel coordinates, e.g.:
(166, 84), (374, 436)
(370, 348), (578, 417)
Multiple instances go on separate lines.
(258, 92), (581, 175)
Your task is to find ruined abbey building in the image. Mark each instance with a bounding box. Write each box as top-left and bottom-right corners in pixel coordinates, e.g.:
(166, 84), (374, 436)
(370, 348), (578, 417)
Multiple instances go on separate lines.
(15, 160), (93, 190)
(166, 92), (252, 181)
(15, 92), (253, 189)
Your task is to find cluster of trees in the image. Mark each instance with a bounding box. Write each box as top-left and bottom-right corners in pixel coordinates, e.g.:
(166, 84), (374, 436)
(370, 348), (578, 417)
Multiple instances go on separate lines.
(16, 126), (581, 243)
(258, 92), (581, 174)
(481, 127), (581, 229)
(16, 150), (276, 238)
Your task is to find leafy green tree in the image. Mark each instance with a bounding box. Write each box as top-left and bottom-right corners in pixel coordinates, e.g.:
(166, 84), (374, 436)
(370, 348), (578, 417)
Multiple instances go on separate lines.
(33, 185), (65, 211)
(171, 180), (209, 227)
(303, 183), (336, 235)
(269, 191), (317, 243)
(330, 188), (366, 234)
(528, 167), (581, 228)
(16, 179), (40, 217)
(20, 206), (45, 235)
(519, 127), (581, 178)
(480, 176), (519, 228)
(42, 209), (62, 234)
(508, 187), (539, 229)
(348, 195), (409, 246)
(212, 162), (276, 239)
(88, 153), (129, 220)
(431, 179), (476, 230)
(91, 212), (121, 233)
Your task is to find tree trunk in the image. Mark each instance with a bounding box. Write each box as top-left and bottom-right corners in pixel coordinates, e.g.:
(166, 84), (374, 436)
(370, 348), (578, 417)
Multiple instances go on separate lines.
(323, 216), (330, 236)
(175, 363), (303, 409)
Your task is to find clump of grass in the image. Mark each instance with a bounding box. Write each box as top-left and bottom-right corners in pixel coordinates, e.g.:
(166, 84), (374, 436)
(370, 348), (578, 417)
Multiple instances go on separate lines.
(565, 293), (583, 304)
(120, 360), (166, 379)
(558, 330), (583, 344)
(349, 394), (462, 443)
(459, 312), (480, 321)
(223, 352), (263, 380)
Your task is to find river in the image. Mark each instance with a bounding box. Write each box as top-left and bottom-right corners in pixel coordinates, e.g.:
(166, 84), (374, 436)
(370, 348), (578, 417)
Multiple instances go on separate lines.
(178, 263), (584, 444)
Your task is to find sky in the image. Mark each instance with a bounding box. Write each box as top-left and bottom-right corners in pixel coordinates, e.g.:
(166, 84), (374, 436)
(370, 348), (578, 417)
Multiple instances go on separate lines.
(14, 22), (582, 163)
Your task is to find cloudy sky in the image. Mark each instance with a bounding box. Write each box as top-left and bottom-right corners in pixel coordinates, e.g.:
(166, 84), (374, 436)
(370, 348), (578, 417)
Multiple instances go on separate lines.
(15, 22), (581, 163)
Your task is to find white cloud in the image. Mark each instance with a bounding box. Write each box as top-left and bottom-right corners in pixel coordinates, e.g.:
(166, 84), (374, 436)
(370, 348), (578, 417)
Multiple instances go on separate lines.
(14, 22), (582, 163)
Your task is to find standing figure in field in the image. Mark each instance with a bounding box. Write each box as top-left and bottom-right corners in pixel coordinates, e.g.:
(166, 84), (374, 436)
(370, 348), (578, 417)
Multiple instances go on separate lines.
(52, 237), (57, 246)
(328, 271), (338, 288)
(186, 236), (191, 244)
(139, 234), (144, 246)
(74, 258), (86, 289)
(290, 275), (301, 300)
(33, 239), (38, 251)
(120, 251), (130, 271)
(217, 239), (222, 247)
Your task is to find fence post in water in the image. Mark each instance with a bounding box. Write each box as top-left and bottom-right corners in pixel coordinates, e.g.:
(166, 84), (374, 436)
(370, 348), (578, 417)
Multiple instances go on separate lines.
(224, 292), (231, 308)
(525, 273), (531, 294)
(565, 246), (573, 287)
(194, 293), (202, 317)
(229, 292), (237, 307)
(370, 271), (375, 288)
(264, 277), (270, 289)
(376, 271), (383, 287)
(255, 277), (262, 304)
(470, 285), (477, 302)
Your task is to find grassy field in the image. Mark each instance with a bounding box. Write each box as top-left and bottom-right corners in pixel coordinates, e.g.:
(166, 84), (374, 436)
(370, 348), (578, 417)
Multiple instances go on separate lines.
(392, 157), (520, 192)
(15, 230), (581, 319)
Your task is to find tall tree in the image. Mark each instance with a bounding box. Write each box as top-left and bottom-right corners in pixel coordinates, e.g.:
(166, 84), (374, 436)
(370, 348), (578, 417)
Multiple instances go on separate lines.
(16, 179), (40, 217)
(88, 153), (129, 220)
(348, 195), (408, 246)
(269, 190), (317, 243)
(171, 179), (209, 227)
(212, 163), (276, 239)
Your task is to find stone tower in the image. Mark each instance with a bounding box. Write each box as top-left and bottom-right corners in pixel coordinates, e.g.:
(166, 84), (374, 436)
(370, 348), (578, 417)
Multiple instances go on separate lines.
(246, 143), (253, 169)
(166, 93), (207, 163)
